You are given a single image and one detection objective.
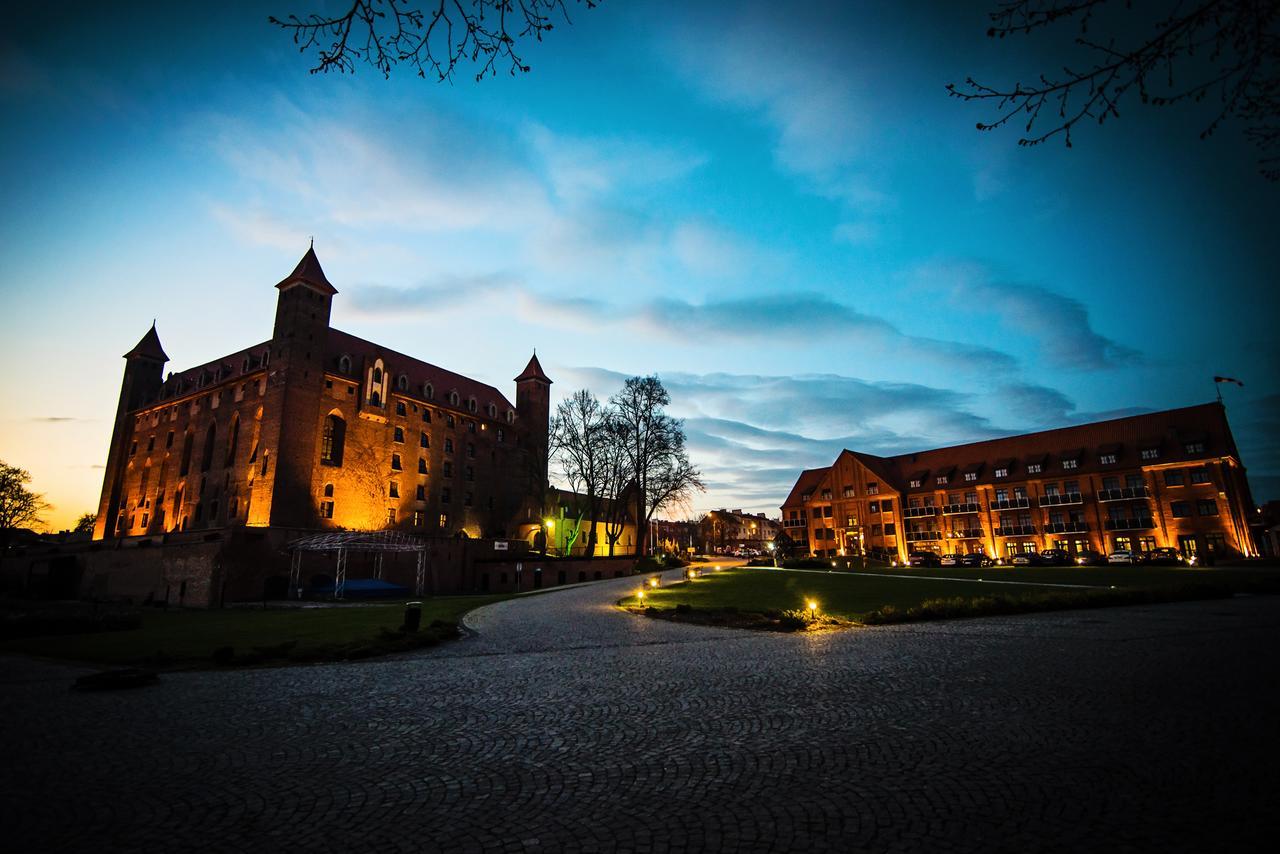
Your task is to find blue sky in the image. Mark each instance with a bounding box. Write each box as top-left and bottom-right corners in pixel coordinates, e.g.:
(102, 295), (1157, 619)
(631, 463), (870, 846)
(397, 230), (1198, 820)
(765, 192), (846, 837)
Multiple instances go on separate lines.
(2, 0), (1277, 530)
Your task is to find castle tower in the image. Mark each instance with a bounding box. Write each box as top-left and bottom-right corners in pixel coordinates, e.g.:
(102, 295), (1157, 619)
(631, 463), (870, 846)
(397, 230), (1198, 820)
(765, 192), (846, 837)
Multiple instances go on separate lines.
(514, 353), (553, 507)
(93, 324), (168, 539)
(248, 245), (336, 528)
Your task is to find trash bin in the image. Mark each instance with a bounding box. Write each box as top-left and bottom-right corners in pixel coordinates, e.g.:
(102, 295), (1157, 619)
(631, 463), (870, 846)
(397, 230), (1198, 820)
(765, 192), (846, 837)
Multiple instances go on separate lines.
(402, 601), (422, 632)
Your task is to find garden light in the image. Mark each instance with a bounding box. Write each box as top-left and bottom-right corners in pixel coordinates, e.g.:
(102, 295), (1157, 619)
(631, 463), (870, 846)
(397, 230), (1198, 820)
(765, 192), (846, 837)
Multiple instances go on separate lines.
(637, 589), (646, 602)
(649, 577), (660, 588)
(807, 599), (818, 613)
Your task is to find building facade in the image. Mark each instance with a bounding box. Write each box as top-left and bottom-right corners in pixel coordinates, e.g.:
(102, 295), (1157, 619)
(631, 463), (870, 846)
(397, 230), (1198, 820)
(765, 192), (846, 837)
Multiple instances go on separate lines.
(701, 509), (779, 554)
(780, 403), (1258, 562)
(94, 247), (551, 543)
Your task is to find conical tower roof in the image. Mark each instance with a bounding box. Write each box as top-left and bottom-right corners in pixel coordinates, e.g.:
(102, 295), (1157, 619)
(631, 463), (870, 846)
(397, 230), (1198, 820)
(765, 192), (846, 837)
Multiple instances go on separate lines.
(514, 352), (552, 384)
(275, 245), (337, 295)
(123, 323), (169, 362)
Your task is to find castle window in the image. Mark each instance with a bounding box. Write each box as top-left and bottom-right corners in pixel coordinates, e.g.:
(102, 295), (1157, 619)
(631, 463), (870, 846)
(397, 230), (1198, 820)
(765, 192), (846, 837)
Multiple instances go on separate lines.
(321, 415), (345, 466)
(338, 354), (352, 374)
(1062, 459), (1078, 470)
(129, 441), (137, 457)
(396, 401), (407, 417)
(464, 466), (474, 481)
(464, 492), (473, 507)
(507, 409), (515, 424)
(467, 421), (476, 434)
(496, 428), (504, 443)
(449, 391), (460, 406)
(441, 488), (451, 503)
(391, 453), (403, 471)
(394, 426), (405, 443)
(371, 390), (381, 408)
(147, 435), (155, 452)
(1141, 447), (1160, 460)
(467, 396), (477, 413)
(1189, 468), (1210, 484)
(1185, 441), (1205, 454)
(422, 410), (431, 423)
(260, 450), (269, 476)
(447, 415), (455, 429)
(416, 484), (426, 501)
(439, 513), (448, 528)
(373, 367), (383, 383)
(397, 374), (409, 392)
(424, 383), (434, 400)
(389, 481), (399, 498)
(179, 431), (194, 476)
(386, 508), (396, 525)
(418, 457), (428, 474)
(320, 499), (333, 519)
(1100, 453), (1117, 465)
(466, 442), (475, 458)
(444, 438), (453, 454)
(324, 483), (334, 497)
(487, 403), (496, 418)
(443, 462), (453, 478)
(225, 414), (240, 466)
(1027, 463), (1042, 474)
(413, 511), (425, 528)
(420, 431), (429, 448)
(166, 430), (174, 449)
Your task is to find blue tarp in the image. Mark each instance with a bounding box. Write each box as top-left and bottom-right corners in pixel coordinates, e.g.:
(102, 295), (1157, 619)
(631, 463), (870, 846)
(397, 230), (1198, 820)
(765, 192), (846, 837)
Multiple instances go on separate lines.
(311, 578), (411, 599)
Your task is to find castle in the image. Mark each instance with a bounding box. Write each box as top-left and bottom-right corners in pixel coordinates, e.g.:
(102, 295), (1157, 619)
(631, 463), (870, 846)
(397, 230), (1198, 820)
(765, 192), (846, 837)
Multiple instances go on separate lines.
(94, 246), (551, 544)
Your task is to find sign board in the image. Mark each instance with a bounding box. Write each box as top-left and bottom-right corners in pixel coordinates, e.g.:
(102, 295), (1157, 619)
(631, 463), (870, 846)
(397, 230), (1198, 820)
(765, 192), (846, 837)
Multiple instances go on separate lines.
(494, 541), (509, 551)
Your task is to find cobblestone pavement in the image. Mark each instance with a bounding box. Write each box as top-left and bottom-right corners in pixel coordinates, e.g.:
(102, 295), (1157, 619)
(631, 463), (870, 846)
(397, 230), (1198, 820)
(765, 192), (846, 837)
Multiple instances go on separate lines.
(3, 573), (1279, 853)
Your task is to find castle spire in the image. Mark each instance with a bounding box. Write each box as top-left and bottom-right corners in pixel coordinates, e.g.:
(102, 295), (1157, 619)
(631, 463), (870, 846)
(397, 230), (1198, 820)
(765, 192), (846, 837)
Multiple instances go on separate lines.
(514, 352), (551, 384)
(275, 244), (337, 295)
(123, 322), (169, 362)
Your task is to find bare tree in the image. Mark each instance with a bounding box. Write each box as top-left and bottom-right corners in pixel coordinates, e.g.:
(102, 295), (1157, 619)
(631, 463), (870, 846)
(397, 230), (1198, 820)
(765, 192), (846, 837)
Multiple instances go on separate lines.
(549, 389), (608, 558)
(0, 461), (49, 547)
(609, 376), (704, 556)
(270, 0), (599, 82)
(948, 0), (1280, 179)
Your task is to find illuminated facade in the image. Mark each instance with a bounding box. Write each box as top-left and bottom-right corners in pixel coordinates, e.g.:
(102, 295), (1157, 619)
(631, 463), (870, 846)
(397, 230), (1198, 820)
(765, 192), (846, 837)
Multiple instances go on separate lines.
(94, 247), (550, 542)
(780, 403), (1258, 561)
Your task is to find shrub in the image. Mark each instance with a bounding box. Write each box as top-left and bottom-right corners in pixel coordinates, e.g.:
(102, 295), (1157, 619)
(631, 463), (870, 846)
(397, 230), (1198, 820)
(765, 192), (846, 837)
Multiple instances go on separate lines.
(776, 609), (811, 631)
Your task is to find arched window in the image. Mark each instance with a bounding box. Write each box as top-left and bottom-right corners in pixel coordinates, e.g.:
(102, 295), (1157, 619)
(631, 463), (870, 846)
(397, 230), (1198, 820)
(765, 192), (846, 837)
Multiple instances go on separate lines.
(449, 391), (460, 406)
(397, 374), (409, 391)
(225, 414), (240, 466)
(487, 403), (496, 418)
(200, 423), (217, 472)
(506, 409), (515, 424)
(321, 414), (345, 466)
(423, 383), (434, 399)
(324, 483), (334, 497)
(372, 366), (383, 384)
(371, 390), (381, 408)
(338, 354), (352, 374)
(467, 397), (477, 413)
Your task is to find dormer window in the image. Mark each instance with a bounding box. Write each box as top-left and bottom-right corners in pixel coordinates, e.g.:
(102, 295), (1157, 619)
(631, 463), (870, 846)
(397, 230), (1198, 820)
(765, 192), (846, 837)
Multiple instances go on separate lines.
(338, 354), (352, 374)
(507, 409), (515, 424)
(1141, 448), (1159, 460)
(1027, 463), (1042, 474)
(994, 467), (1008, 478)
(1100, 453), (1117, 465)
(1185, 441), (1205, 454)
(423, 383), (434, 400)
(963, 472), (977, 482)
(936, 475), (948, 485)
(449, 391), (460, 406)
(397, 374), (409, 391)
(909, 478), (921, 488)
(1063, 459), (1078, 470)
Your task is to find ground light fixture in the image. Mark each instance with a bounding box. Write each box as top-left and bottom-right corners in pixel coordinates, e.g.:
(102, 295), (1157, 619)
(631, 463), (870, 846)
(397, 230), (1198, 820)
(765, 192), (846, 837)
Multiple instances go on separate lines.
(807, 599), (819, 619)
(648, 577), (660, 588)
(636, 589), (645, 602)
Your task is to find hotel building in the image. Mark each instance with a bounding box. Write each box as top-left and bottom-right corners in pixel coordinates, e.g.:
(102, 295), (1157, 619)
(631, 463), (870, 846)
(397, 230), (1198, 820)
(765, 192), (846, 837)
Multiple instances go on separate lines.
(780, 403), (1258, 562)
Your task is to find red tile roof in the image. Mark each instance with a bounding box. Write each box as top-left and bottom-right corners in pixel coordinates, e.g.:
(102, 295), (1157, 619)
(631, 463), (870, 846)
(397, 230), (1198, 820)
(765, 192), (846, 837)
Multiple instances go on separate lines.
(327, 328), (515, 412)
(834, 402), (1236, 495)
(782, 467), (830, 506)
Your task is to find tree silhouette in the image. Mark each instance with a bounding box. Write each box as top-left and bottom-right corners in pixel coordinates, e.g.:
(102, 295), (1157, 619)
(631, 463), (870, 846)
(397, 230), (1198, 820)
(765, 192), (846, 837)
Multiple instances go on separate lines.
(0, 461), (49, 547)
(270, 0), (598, 82)
(948, 0), (1280, 180)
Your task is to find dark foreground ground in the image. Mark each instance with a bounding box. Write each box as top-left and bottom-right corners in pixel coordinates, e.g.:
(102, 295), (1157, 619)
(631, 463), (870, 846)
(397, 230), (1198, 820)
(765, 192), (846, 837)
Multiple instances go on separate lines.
(2, 569), (1278, 852)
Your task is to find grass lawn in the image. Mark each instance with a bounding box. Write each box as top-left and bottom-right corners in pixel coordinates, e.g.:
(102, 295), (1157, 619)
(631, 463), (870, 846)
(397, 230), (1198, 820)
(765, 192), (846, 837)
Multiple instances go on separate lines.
(620, 565), (1279, 626)
(0, 594), (510, 668)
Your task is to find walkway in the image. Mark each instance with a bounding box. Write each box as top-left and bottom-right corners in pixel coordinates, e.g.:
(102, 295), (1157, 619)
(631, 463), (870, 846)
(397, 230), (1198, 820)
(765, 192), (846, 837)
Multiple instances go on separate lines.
(2, 573), (1278, 852)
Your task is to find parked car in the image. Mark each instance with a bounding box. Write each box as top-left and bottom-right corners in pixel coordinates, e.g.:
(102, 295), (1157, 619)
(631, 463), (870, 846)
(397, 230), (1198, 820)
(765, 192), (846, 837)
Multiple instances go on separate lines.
(939, 553), (962, 566)
(1143, 547), (1185, 566)
(1011, 552), (1041, 566)
(1038, 549), (1072, 566)
(908, 551), (941, 567)
(959, 552), (991, 567)
(1074, 549), (1107, 566)
(1108, 550), (1140, 565)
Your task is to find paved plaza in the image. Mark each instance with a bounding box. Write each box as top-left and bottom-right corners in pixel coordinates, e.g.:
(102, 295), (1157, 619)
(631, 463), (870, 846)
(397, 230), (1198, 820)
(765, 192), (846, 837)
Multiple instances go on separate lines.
(3, 571), (1279, 852)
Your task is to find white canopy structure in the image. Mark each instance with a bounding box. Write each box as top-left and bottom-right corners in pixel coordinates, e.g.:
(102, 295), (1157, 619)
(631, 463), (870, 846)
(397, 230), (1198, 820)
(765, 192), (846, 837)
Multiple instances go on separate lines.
(287, 531), (428, 599)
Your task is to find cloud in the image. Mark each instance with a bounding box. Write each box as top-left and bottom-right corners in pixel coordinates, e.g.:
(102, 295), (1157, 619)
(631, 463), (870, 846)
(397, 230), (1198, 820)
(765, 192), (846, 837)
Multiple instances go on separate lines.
(350, 277), (1018, 371)
(29, 417), (87, 423)
(924, 261), (1142, 370)
(524, 123), (707, 203)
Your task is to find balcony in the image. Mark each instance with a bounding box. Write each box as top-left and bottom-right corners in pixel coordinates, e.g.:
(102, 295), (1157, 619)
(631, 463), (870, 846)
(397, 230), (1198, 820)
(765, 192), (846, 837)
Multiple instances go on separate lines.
(1105, 517), (1155, 531)
(1098, 486), (1151, 501)
(947, 528), (984, 539)
(942, 502), (981, 515)
(903, 506), (938, 518)
(989, 497), (1031, 511)
(1045, 521), (1089, 534)
(904, 530), (942, 542)
(1039, 492), (1083, 507)
(994, 525), (1037, 537)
